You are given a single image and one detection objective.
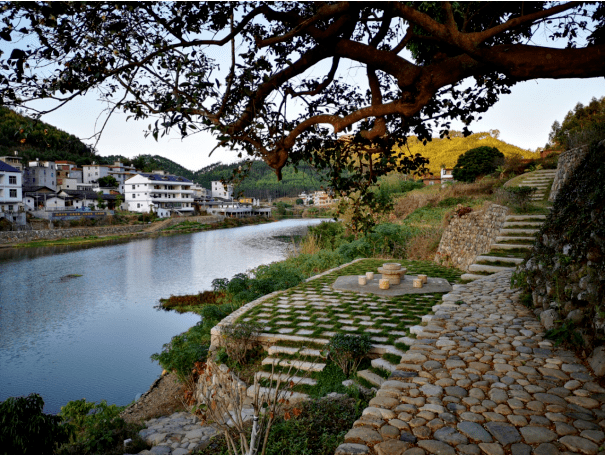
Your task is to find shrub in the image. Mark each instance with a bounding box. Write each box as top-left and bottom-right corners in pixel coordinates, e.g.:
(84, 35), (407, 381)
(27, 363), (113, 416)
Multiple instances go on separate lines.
(452, 146), (505, 182)
(219, 322), (263, 365)
(504, 186), (537, 212)
(336, 223), (414, 260)
(327, 334), (372, 376)
(0, 393), (70, 455)
(306, 221), (346, 250)
(57, 399), (148, 455)
(150, 322), (211, 382)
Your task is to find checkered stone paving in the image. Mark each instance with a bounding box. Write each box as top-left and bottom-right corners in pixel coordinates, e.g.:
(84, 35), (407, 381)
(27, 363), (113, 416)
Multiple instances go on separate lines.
(211, 258), (463, 401)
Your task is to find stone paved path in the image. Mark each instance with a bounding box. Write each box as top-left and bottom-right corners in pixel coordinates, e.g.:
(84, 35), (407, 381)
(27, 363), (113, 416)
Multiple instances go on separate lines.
(336, 271), (605, 455)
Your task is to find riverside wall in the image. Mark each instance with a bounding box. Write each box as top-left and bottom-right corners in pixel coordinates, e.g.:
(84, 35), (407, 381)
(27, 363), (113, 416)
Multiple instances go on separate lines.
(0, 225), (145, 244)
(434, 203), (509, 271)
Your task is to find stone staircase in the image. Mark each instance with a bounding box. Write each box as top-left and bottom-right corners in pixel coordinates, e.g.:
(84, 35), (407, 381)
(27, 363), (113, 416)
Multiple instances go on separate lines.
(520, 169), (557, 201)
(460, 214), (546, 281)
(460, 169), (557, 282)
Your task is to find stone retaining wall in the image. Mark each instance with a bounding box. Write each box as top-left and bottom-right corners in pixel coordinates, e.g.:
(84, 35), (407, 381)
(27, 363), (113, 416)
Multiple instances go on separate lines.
(0, 224), (144, 244)
(549, 145), (589, 201)
(434, 203), (509, 271)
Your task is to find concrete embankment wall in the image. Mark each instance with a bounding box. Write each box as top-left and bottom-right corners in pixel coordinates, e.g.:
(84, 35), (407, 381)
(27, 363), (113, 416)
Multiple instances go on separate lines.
(434, 203), (509, 271)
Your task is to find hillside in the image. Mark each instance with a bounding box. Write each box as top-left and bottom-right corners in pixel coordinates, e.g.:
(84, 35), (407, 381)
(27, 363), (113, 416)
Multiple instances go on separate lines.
(0, 107), (100, 165)
(395, 131), (539, 175)
(194, 160), (327, 199)
(104, 154), (195, 180)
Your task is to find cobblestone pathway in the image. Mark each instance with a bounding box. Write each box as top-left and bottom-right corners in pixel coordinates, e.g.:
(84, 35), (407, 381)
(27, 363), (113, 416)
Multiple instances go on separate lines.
(336, 271), (605, 455)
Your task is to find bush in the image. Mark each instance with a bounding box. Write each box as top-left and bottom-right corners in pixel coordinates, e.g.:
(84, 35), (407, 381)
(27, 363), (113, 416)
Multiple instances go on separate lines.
(452, 146), (505, 182)
(0, 393), (70, 455)
(57, 399), (148, 455)
(306, 221), (346, 250)
(503, 186), (537, 212)
(336, 223), (415, 260)
(219, 322), (263, 365)
(150, 322), (211, 382)
(327, 334), (372, 376)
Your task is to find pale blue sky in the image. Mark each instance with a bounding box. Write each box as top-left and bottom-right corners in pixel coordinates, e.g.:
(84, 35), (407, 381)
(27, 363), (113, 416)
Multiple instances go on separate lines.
(36, 76), (605, 171)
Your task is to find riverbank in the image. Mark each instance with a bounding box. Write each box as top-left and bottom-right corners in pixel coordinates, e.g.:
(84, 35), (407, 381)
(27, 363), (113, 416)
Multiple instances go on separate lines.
(0, 215), (276, 249)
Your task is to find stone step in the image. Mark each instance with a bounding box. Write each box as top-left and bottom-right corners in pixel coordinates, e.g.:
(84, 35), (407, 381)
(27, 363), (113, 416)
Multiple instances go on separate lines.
(357, 369), (385, 387)
(499, 228), (540, 235)
(254, 371), (317, 386)
(246, 386), (309, 404)
(371, 358), (398, 373)
(475, 255), (524, 264)
(505, 214), (547, 220)
(460, 273), (488, 281)
(490, 243), (533, 250)
(261, 357), (326, 372)
(496, 236), (535, 242)
(503, 221), (544, 227)
(267, 345), (300, 356)
(468, 264), (516, 273)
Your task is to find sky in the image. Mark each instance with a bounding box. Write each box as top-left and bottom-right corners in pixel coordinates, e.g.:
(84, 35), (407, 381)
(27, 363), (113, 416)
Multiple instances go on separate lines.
(35, 76), (605, 171)
(3, 7), (604, 172)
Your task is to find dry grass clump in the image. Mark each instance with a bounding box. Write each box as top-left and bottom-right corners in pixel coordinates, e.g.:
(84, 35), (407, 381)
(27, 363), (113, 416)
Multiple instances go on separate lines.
(406, 228), (443, 260)
(392, 178), (500, 221)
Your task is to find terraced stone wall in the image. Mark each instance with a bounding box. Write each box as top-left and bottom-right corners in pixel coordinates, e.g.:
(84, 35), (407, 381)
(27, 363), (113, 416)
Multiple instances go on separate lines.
(0, 224), (144, 244)
(517, 140), (605, 374)
(549, 145), (589, 202)
(434, 203), (509, 271)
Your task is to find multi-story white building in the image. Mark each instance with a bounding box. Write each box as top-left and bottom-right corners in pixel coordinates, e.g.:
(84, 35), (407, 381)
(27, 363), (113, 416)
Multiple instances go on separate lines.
(0, 153), (23, 171)
(23, 160), (57, 190)
(0, 161), (23, 217)
(211, 181), (234, 199)
(82, 163), (110, 184)
(124, 173), (194, 217)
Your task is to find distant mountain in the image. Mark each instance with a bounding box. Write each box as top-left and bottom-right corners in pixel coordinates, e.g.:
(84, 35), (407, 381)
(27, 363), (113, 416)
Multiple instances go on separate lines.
(0, 106), (99, 165)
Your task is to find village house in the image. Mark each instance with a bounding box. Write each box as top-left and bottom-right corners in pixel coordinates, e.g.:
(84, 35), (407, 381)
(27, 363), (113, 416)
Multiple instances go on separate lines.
(0, 153), (24, 171)
(211, 181), (234, 199)
(124, 173), (194, 218)
(23, 160), (57, 190)
(0, 160), (25, 225)
(82, 163), (110, 185)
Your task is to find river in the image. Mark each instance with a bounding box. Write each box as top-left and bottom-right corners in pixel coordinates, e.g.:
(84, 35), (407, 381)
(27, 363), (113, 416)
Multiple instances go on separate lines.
(0, 219), (323, 413)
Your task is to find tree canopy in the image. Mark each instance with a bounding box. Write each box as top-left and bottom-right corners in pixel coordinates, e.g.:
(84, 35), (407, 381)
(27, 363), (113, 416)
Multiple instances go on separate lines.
(452, 145), (504, 182)
(1, 2), (604, 226)
(547, 96), (605, 150)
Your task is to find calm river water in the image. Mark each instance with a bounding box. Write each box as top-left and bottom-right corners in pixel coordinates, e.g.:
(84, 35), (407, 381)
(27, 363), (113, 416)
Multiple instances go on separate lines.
(0, 219), (323, 413)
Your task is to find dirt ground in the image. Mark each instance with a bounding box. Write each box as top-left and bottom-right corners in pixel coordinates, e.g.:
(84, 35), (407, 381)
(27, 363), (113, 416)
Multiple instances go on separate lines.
(121, 373), (188, 424)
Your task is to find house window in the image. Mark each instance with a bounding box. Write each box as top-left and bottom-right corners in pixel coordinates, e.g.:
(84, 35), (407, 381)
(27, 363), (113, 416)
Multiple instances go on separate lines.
(137, 203), (140, 208)
(10, 189), (17, 198)
(9, 176), (16, 184)
(8, 205), (13, 211)
(132, 185), (135, 190)
(132, 194), (136, 199)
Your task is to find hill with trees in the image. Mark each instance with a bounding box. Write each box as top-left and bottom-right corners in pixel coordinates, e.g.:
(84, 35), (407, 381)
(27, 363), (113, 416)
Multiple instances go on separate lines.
(395, 131), (539, 176)
(0, 106), (99, 165)
(194, 160), (327, 199)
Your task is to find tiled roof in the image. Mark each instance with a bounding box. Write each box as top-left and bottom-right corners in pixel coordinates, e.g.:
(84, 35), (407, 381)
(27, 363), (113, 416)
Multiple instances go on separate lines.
(0, 161), (20, 173)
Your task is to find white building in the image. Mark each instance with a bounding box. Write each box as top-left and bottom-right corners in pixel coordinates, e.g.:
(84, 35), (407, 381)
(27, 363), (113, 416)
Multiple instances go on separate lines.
(0, 161), (24, 218)
(440, 168), (454, 182)
(82, 163), (110, 184)
(23, 160), (57, 190)
(124, 173), (194, 218)
(211, 181), (234, 199)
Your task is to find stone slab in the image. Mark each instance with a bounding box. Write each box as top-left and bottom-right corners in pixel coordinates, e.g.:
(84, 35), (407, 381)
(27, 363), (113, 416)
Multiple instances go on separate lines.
(332, 274), (452, 296)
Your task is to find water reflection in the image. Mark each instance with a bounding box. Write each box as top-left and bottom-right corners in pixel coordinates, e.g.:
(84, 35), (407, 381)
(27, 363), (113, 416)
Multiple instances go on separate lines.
(0, 219), (323, 413)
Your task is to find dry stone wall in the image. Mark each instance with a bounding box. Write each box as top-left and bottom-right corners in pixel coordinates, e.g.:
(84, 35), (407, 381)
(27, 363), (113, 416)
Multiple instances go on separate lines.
(0, 224), (144, 244)
(434, 203), (509, 271)
(549, 145), (589, 201)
